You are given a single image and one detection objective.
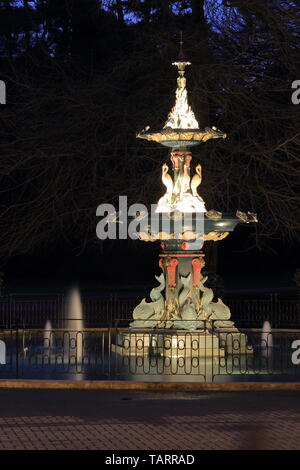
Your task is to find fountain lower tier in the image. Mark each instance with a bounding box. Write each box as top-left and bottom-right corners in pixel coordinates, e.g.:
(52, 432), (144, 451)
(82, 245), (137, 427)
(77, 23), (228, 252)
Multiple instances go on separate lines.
(129, 240), (237, 330)
(113, 329), (251, 357)
(120, 233), (254, 357)
(136, 212), (256, 243)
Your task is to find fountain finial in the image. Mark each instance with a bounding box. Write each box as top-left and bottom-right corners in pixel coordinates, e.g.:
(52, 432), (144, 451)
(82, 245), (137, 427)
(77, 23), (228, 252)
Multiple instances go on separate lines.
(172, 31), (191, 74)
(163, 33), (198, 130)
(178, 31), (185, 61)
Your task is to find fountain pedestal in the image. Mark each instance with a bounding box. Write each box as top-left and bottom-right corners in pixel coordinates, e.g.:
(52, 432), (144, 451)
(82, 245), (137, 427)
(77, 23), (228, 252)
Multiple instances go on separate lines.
(113, 330), (225, 357)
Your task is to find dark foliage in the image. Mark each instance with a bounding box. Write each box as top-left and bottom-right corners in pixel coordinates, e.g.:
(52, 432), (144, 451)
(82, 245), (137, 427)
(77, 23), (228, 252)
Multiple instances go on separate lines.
(0, 0), (299, 264)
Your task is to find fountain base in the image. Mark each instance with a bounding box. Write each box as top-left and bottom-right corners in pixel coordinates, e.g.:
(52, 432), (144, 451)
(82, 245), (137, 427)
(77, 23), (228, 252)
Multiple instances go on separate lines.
(113, 330), (225, 357)
(112, 328), (252, 357)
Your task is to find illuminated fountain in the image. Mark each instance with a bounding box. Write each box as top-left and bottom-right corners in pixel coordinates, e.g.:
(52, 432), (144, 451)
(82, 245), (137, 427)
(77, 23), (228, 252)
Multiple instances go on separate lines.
(114, 42), (257, 359)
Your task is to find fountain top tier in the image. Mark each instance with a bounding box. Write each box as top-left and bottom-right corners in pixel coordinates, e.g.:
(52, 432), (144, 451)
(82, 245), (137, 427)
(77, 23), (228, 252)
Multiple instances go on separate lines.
(136, 45), (226, 149)
(134, 41), (257, 230)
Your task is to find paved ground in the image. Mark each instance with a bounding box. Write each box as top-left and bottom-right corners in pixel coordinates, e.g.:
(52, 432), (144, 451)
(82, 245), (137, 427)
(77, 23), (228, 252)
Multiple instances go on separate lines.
(0, 389), (300, 450)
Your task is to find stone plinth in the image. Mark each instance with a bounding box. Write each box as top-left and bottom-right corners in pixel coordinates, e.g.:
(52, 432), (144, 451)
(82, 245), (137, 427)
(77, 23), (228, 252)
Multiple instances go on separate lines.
(112, 330), (225, 358)
(217, 328), (253, 355)
(154, 331), (224, 358)
(112, 332), (153, 356)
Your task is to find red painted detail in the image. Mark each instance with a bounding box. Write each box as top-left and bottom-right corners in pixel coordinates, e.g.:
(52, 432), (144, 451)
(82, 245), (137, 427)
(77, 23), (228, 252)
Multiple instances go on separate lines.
(171, 154), (179, 170)
(159, 258), (165, 271)
(166, 258), (178, 287)
(192, 258), (203, 287)
(185, 155), (192, 169)
(160, 253), (205, 258)
(173, 151), (191, 156)
(181, 242), (189, 250)
(170, 150), (192, 170)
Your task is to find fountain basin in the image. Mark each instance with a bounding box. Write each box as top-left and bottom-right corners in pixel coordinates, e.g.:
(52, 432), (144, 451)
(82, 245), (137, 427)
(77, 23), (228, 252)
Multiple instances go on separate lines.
(137, 127), (227, 148)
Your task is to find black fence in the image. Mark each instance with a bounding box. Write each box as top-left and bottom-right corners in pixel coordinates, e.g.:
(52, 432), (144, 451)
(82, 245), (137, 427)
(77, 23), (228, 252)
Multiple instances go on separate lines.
(0, 293), (299, 329)
(1, 326), (300, 382)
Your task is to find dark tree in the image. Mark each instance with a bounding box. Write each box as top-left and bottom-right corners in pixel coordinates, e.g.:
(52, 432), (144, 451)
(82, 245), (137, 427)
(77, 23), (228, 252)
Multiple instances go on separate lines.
(0, 0), (299, 268)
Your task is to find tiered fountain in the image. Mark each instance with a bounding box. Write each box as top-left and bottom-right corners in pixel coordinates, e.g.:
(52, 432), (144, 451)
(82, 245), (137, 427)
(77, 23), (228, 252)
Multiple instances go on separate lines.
(115, 42), (257, 358)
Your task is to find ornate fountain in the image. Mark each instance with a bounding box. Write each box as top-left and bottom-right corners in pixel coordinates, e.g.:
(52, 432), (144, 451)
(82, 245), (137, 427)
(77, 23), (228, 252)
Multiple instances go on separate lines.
(115, 42), (257, 357)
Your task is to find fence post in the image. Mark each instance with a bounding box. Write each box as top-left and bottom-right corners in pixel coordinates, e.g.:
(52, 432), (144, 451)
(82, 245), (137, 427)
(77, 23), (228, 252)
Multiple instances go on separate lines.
(15, 323), (19, 379)
(269, 294), (273, 326)
(108, 327), (111, 378)
(274, 293), (278, 327)
(109, 294), (114, 328)
(9, 294), (13, 329)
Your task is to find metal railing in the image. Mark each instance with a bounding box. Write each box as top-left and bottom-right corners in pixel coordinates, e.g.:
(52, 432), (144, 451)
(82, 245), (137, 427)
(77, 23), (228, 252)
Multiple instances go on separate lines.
(0, 293), (299, 329)
(1, 323), (300, 382)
